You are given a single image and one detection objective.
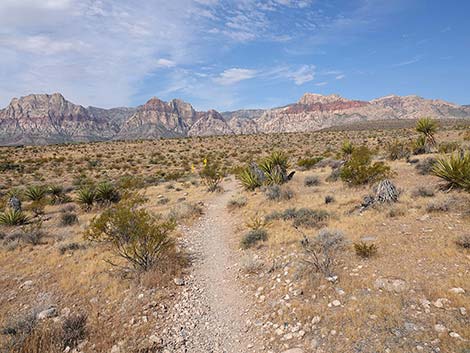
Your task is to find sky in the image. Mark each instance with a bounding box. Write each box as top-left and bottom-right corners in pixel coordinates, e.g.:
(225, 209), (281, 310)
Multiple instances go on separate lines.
(0, 0), (469, 111)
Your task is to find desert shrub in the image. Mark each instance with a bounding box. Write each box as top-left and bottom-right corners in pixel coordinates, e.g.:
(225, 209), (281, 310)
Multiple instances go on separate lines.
(60, 212), (78, 226)
(29, 199), (48, 217)
(199, 161), (223, 192)
(325, 195), (335, 204)
(0, 209), (29, 226)
(259, 151), (290, 185)
(387, 207), (405, 218)
(95, 181), (120, 204)
(168, 202), (203, 222)
(415, 157), (437, 175)
(412, 135), (429, 155)
(48, 185), (71, 205)
(340, 146), (391, 186)
(227, 194), (247, 209)
(86, 197), (175, 271)
(266, 208), (329, 228)
(300, 228), (346, 277)
(18, 222), (44, 245)
(432, 152), (470, 191)
(340, 140), (354, 160)
(264, 185), (294, 201)
(411, 186), (435, 198)
(386, 140), (411, 160)
(438, 141), (460, 154)
(76, 187), (95, 210)
(24, 185), (47, 202)
(304, 175), (320, 187)
(297, 157), (323, 170)
(241, 229), (268, 249)
(455, 234), (470, 249)
(354, 241), (378, 258)
(61, 313), (87, 349)
(117, 175), (145, 190)
(326, 167), (341, 182)
(240, 255), (264, 273)
(426, 199), (451, 212)
(59, 242), (85, 254)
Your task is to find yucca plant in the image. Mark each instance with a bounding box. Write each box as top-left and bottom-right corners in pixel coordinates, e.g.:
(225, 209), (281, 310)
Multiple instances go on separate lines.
(24, 185), (47, 202)
(432, 152), (470, 191)
(48, 185), (71, 205)
(259, 151), (289, 185)
(95, 181), (120, 204)
(238, 167), (262, 190)
(416, 117), (438, 147)
(0, 209), (29, 226)
(76, 187), (96, 210)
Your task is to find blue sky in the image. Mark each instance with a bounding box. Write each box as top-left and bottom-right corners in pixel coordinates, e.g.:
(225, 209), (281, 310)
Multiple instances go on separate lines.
(0, 0), (469, 111)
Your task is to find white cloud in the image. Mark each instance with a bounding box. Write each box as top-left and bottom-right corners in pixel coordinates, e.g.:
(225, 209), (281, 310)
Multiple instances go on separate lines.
(156, 59), (177, 68)
(289, 65), (316, 85)
(214, 68), (257, 85)
(335, 74), (345, 80)
(315, 81), (328, 86)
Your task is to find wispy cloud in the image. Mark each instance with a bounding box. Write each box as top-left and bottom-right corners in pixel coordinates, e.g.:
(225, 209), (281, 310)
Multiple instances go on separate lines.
(214, 68), (257, 85)
(392, 55), (422, 67)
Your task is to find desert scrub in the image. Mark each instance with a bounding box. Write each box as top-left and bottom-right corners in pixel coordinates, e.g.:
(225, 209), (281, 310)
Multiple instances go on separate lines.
(415, 117), (438, 148)
(199, 161), (223, 192)
(386, 140), (411, 160)
(415, 157), (437, 175)
(48, 185), (71, 205)
(60, 212), (78, 226)
(411, 186), (435, 198)
(266, 208), (329, 228)
(455, 234), (470, 249)
(241, 229), (268, 249)
(227, 194), (247, 209)
(297, 156), (323, 170)
(24, 185), (47, 202)
(304, 175), (320, 187)
(432, 152), (470, 191)
(354, 241), (378, 258)
(300, 228), (346, 277)
(86, 197), (176, 271)
(340, 145), (391, 186)
(264, 185), (294, 201)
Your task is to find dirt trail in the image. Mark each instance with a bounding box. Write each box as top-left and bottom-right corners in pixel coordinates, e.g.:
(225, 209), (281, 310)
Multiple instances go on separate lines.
(161, 179), (260, 353)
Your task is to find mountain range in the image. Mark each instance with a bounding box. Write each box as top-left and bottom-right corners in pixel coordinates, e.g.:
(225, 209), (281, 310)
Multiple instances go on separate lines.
(0, 92), (469, 146)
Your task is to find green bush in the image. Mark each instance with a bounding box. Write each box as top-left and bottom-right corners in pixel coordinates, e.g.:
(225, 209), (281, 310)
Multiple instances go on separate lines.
(340, 146), (391, 186)
(354, 241), (378, 258)
(199, 162), (223, 192)
(297, 157), (323, 170)
(241, 229), (268, 249)
(0, 209), (29, 226)
(386, 140), (411, 160)
(416, 117), (438, 147)
(238, 167), (262, 190)
(86, 197), (175, 271)
(432, 152), (470, 191)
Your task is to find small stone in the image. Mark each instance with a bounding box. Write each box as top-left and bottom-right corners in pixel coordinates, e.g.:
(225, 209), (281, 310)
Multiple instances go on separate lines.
(311, 316), (321, 324)
(433, 298), (449, 308)
(331, 300), (341, 307)
(110, 345), (121, 353)
(449, 331), (463, 340)
(174, 278), (185, 286)
(459, 307), (466, 316)
(374, 277), (407, 293)
(20, 280), (33, 289)
(281, 349), (304, 353)
(434, 324), (447, 334)
(37, 307), (58, 320)
(449, 287), (465, 294)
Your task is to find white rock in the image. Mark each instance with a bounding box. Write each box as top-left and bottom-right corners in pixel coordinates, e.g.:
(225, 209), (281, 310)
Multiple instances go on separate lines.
(434, 324), (447, 333)
(331, 300), (341, 307)
(449, 331), (463, 340)
(37, 307), (58, 320)
(311, 316), (321, 324)
(374, 277), (407, 293)
(449, 287), (465, 294)
(281, 349), (304, 353)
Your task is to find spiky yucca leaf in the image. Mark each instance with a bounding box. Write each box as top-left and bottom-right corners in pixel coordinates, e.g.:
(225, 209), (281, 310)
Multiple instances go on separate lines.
(238, 167), (262, 190)
(416, 117), (438, 146)
(96, 181), (120, 204)
(24, 185), (47, 201)
(76, 187), (96, 210)
(432, 152), (470, 191)
(0, 209), (29, 226)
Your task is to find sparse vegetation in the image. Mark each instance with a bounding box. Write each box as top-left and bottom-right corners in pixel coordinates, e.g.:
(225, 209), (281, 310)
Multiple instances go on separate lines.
(432, 152), (470, 191)
(241, 229), (268, 249)
(0, 209), (29, 226)
(354, 241), (378, 258)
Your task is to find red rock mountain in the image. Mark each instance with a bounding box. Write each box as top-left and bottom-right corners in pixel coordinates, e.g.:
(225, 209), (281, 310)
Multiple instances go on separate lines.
(0, 92), (469, 145)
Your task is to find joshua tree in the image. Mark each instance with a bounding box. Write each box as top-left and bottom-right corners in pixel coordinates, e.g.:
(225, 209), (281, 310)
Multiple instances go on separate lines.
(416, 117), (438, 147)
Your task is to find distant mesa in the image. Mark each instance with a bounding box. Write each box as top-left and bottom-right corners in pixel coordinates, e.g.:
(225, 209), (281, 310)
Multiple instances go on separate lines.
(1, 92), (469, 145)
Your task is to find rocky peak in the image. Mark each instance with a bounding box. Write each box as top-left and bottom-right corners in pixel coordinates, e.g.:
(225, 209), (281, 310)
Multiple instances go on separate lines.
(298, 93), (349, 105)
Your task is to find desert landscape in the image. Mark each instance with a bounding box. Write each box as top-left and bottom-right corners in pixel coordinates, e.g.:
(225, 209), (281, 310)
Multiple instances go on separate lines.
(0, 112), (469, 352)
(1, 1), (469, 352)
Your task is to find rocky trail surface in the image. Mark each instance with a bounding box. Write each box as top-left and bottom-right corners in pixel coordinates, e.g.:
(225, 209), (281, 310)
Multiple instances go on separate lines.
(158, 179), (263, 353)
